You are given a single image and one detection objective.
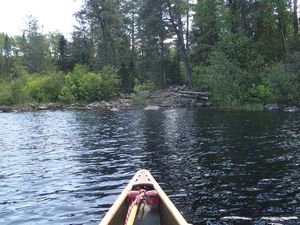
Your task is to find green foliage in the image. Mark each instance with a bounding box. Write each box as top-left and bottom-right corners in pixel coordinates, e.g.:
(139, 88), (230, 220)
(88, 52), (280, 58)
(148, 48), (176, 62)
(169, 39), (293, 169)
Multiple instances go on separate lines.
(10, 77), (29, 104)
(266, 64), (300, 103)
(219, 103), (265, 111)
(134, 80), (156, 92)
(118, 63), (135, 93)
(191, 0), (219, 65)
(132, 91), (149, 107)
(59, 86), (75, 103)
(26, 76), (50, 102)
(79, 72), (103, 102)
(22, 16), (54, 73)
(192, 50), (245, 104)
(193, 50), (300, 105)
(99, 66), (120, 100)
(216, 33), (265, 71)
(0, 82), (13, 105)
(25, 71), (65, 103)
(247, 83), (273, 102)
(59, 64), (119, 103)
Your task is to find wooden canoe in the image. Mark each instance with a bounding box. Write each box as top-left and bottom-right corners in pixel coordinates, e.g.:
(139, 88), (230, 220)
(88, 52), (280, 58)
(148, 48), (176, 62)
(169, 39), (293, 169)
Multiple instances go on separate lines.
(99, 169), (190, 225)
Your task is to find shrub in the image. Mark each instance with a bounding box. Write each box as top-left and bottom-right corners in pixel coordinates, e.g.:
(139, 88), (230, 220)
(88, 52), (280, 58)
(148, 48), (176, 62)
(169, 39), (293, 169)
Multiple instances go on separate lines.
(59, 85), (76, 103)
(99, 66), (120, 100)
(59, 64), (120, 103)
(59, 65), (89, 103)
(192, 50), (244, 105)
(132, 91), (149, 107)
(266, 64), (299, 103)
(246, 83), (273, 102)
(26, 76), (50, 102)
(79, 72), (103, 102)
(0, 82), (13, 105)
(42, 71), (65, 102)
(134, 80), (156, 92)
(9, 77), (29, 104)
(25, 71), (65, 103)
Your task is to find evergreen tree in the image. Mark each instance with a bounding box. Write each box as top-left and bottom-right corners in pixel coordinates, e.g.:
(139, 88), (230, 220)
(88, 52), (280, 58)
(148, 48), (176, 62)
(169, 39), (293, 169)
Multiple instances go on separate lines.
(139, 0), (168, 87)
(192, 0), (220, 65)
(165, 0), (193, 89)
(21, 16), (50, 73)
(76, 0), (128, 69)
(1, 34), (13, 79)
(57, 35), (72, 72)
(118, 62), (134, 93)
(70, 27), (94, 69)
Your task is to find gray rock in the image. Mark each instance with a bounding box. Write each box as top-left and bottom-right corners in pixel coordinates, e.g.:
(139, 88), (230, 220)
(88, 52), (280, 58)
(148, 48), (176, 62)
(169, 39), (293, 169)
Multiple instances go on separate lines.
(87, 101), (106, 109)
(204, 101), (213, 107)
(265, 103), (279, 111)
(110, 108), (119, 112)
(195, 102), (204, 107)
(283, 106), (300, 112)
(143, 105), (160, 111)
(38, 105), (48, 110)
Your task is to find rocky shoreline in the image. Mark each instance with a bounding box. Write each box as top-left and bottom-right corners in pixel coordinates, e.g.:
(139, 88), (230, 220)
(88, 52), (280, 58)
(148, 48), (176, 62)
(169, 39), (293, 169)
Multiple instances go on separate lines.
(0, 97), (134, 113)
(0, 87), (212, 113)
(0, 88), (299, 113)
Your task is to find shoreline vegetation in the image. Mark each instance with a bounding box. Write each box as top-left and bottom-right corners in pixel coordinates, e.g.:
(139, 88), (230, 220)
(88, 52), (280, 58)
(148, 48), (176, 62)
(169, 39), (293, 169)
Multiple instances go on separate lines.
(0, 86), (299, 113)
(1, 1), (299, 112)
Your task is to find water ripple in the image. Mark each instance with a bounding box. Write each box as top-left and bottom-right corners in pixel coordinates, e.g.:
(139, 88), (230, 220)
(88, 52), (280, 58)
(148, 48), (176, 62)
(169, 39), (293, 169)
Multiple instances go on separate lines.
(0, 110), (299, 224)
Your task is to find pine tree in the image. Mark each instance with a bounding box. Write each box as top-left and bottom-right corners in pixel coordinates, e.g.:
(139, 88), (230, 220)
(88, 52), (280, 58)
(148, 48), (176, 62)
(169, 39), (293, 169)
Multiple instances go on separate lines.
(21, 16), (50, 73)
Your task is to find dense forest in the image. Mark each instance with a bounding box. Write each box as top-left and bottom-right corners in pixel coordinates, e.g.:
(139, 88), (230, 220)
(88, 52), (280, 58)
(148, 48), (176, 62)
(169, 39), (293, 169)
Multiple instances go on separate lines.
(0, 0), (299, 107)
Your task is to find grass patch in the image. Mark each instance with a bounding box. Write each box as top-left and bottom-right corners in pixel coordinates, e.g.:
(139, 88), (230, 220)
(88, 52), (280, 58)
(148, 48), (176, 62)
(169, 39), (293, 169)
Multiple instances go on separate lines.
(132, 91), (149, 107)
(217, 102), (265, 111)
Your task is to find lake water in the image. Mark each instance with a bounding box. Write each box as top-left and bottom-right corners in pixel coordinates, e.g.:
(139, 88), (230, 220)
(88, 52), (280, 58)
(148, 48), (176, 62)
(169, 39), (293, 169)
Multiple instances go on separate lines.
(0, 109), (299, 225)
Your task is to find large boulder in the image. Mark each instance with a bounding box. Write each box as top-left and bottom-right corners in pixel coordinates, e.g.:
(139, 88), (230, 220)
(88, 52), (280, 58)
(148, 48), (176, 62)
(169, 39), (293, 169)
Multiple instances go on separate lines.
(86, 101), (108, 110)
(143, 105), (160, 111)
(283, 106), (300, 112)
(110, 107), (119, 112)
(0, 106), (13, 113)
(265, 103), (280, 111)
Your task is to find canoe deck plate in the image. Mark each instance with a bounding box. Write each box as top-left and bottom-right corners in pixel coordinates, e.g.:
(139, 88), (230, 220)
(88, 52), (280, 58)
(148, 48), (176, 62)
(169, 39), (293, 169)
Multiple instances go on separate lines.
(132, 170), (153, 189)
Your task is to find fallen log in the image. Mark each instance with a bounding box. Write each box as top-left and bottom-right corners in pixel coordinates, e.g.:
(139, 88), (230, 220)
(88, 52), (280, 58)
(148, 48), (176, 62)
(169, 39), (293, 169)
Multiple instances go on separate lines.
(178, 90), (211, 97)
(176, 93), (209, 101)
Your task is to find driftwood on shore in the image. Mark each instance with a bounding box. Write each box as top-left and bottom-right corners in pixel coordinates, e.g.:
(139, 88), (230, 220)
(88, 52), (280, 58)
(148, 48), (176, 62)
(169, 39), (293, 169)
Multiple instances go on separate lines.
(177, 90), (211, 101)
(174, 90), (212, 107)
(146, 87), (212, 108)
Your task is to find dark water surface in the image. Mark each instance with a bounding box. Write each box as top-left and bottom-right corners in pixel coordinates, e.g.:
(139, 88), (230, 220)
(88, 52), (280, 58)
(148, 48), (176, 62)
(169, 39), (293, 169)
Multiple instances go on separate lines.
(0, 109), (299, 225)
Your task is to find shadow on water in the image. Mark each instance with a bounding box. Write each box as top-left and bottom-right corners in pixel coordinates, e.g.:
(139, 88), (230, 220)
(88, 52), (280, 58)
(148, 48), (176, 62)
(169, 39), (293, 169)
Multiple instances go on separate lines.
(0, 109), (299, 225)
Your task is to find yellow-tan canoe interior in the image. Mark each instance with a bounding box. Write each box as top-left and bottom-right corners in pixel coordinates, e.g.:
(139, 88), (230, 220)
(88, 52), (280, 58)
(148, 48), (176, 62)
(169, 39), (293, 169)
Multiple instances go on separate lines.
(99, 170), (190, 225)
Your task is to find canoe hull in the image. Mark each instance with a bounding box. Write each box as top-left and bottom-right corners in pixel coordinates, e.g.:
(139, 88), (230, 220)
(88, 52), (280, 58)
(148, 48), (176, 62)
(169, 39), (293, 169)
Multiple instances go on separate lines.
(99, 169), (189, 225)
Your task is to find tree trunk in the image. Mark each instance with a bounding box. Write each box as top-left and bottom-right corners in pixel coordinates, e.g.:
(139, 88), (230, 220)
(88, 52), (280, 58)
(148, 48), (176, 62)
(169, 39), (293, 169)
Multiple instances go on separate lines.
(160, 39), (167, 88)
(276, 1), (287, 57)
(166, 0), (193, 89)
(131, 12), (136, 59)
(177, 18), (192, 89)
(186, 0), (189, 52)
(293, 0), (299, 41)
(228, 0), (238, 33)
(240, 0), (246, 32)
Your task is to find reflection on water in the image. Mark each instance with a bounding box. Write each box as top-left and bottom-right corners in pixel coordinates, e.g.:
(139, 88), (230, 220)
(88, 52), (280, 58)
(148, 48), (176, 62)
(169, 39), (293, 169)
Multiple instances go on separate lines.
(0, 109), (299, 225)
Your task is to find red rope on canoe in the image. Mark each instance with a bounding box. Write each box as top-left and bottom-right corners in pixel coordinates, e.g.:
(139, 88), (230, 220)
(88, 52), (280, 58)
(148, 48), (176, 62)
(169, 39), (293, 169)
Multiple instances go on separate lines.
(124, 190), (159, 225)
